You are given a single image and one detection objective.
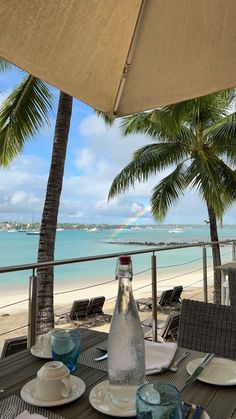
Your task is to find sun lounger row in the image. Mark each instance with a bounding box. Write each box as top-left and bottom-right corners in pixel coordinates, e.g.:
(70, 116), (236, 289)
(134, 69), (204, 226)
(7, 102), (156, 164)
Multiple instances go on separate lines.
(142, 313), (180, 342)
(55, 296), (108, 324)
(136, 286), (183, 312)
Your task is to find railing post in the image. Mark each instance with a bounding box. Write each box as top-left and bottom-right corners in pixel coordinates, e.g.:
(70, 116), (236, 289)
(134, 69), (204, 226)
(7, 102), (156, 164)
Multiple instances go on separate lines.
(151, 253), (158, 342)
(202, 246), (208, 302)
(232, 242), (236, 261)
(28, 272), (37, 347)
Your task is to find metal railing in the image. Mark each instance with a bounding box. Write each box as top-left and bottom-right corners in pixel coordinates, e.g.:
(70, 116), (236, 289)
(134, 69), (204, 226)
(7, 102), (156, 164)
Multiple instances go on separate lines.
(0, 239), (235, 346)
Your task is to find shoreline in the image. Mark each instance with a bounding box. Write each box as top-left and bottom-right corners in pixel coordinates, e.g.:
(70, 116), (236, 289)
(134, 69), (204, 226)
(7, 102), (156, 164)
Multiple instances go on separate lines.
(0, 264), (214, 311)
(0, 265), (214, 349)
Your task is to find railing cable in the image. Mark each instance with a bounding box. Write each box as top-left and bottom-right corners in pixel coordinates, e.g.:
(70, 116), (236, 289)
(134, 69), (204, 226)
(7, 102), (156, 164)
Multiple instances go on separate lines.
(0, 324), (29, 337)
(0, 298), (29, 311)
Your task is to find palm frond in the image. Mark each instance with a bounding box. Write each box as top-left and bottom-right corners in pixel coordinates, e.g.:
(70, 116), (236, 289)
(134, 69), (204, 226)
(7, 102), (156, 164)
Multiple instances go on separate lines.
(121, 112), (163, 139)
(108, 141), (189, 200)
(186, 154), (236, 218)
(95, 110), (114, 126)
(133, 142), (189, 168)
(205, 111), (236, 166)
(0, 76), (53, 166)
(0, 58), (13, 73)
(151, 164), (187, 221)
(121, 109), (195, 144)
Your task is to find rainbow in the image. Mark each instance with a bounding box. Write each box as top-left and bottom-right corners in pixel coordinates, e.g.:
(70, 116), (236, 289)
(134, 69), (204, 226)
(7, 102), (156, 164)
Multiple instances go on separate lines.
(111, 206), (151, 238)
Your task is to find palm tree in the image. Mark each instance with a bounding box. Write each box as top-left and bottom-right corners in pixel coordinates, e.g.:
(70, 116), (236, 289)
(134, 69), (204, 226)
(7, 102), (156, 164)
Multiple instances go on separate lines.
(109, 92), (236, 304)
(0, 62), (73, 333)
(37, 92), (72, 334)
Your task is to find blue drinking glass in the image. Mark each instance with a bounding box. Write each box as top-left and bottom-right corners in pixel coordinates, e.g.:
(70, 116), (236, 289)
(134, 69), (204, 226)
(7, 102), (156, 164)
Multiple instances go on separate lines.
(136, 383), (182, 418)
(51, 328), (81, 372)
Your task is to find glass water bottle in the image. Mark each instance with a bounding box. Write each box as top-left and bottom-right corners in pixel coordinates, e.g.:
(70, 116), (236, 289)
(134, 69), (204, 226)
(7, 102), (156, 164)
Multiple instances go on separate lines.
(108, 255), (145, 386)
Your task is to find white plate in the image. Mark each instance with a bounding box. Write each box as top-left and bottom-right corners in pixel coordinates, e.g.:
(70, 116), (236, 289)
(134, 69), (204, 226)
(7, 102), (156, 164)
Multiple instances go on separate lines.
(187, 357), (236, 386)
(89, 381), (210, 418)
(89, 380), (137, 417)
(30, 344), (52, 359)
(21, 375), (86, 407)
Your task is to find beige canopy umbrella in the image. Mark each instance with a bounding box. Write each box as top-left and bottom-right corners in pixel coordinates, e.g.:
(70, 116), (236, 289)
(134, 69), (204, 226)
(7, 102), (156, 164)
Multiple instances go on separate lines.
(0, 0), (236, 117)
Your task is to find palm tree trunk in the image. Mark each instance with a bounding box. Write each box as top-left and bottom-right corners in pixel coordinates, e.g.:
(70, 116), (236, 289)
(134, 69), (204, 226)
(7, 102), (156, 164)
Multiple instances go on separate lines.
(36, 92), (73, 335)
(207, 205), (222, 304)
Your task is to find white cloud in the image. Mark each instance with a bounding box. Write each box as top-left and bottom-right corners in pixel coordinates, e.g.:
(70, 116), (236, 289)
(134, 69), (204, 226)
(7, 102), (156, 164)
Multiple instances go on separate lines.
(1, 111), (236, 225)
(10, 191), (40, 206)
(79, 114), (108, 136)
(75, 148), (95, 171)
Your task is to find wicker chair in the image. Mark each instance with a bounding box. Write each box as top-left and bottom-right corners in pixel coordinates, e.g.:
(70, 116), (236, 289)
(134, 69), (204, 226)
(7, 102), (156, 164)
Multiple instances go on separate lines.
(178, 299), (236, 360)
(228, 268), (236, 306)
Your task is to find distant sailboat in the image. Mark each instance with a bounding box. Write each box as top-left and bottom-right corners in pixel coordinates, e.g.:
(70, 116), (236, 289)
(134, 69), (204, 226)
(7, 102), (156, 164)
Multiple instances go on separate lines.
(169, 227), (184, 234)
(26, 212), (40, 235)
(87, 227), (100, 232)
(169, 209), (185, 233)
(18, 215), (27, 232)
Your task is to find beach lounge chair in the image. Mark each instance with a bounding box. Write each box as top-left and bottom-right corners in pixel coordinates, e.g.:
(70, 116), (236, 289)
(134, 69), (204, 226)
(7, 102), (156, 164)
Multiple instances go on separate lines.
(157, 289), (175, 311)
(55, 298), (90, 324)
(143, 313), (180, 342)
(1, 336), (27, 358)
(228, 268), (236, 306)
(135, 297), (153, 311)
(178, 299), (236, 359)
(170, 286), (183, 309)
(136, 289), (174, 312)
(87, 296), (105, 317)
(86, 296), (112, 324)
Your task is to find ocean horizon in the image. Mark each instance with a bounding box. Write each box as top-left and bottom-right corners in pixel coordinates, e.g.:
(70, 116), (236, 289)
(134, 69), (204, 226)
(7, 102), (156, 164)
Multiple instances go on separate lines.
(0, 225), (235, 293)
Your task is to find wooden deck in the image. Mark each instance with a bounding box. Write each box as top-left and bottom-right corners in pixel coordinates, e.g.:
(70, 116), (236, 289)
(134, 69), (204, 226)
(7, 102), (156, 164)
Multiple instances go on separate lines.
(0, 329), (236, 418)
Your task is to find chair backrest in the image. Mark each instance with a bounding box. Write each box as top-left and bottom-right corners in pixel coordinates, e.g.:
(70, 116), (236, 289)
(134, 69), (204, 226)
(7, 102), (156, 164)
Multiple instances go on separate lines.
(69, 298), (90, 320)
(228, 268), (236, 306)
(178, 299), (236, 360)
(1, 336), (27, 358)
(161, 313), (180, 341)
(87, 296), (105, 316)
(170, 286), (183, 304)
(159, 289), (173, 306)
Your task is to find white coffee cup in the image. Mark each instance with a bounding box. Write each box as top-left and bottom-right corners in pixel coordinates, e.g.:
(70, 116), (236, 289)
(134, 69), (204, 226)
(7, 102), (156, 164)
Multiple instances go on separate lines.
(35, 361), (72, 401)
(37, 330), (54, 356)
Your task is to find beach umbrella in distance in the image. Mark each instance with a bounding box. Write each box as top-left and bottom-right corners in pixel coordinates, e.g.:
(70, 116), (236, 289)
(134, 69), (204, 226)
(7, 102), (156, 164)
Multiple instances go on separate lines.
(0, 0), (236, 117)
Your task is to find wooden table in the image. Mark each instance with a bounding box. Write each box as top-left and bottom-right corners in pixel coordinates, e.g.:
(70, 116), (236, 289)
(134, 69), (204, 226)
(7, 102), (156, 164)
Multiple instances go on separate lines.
(0, 329), (236, 419)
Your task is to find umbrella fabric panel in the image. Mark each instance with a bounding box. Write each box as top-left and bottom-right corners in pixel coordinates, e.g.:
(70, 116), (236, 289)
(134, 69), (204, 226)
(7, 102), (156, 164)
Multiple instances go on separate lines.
(0, 0), (141, 112)
(0, 0), (236, 116)
(118, 0), (236, 115)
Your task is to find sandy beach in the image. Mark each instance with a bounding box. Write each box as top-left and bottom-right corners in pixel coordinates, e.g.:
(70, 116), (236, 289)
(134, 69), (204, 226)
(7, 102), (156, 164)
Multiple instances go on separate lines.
(0, 265), (214, 351)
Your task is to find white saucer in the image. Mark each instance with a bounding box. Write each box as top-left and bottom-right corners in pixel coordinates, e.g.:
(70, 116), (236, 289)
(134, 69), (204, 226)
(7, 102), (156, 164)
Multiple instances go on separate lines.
(187, 357), (236, 386)
(89, 380), (137, 417)
(21, 375), (86, 407)
(187, 405), (210, 419)
(30, 344), (52, 359)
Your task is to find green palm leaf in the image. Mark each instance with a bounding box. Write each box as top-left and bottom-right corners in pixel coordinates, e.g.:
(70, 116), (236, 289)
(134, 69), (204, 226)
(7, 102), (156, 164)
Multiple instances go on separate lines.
(109, 142), (189, 200)
(0, 75), (53, 165)
(151, 164), (187, 220)
(186, 154), (236, 218)
(0, 58), (13, 73)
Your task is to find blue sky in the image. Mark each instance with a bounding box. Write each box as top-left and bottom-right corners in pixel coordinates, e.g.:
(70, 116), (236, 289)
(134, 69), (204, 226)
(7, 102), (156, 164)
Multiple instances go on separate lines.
(0, 66), (236, 226)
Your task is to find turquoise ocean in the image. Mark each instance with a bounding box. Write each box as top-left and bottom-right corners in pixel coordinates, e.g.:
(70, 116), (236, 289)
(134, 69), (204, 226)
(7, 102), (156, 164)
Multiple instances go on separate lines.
(0, 225), (235, 293)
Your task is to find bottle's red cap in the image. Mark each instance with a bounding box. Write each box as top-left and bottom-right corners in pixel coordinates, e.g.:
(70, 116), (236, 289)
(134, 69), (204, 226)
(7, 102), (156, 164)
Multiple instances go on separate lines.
(119, 255), (131, 265)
